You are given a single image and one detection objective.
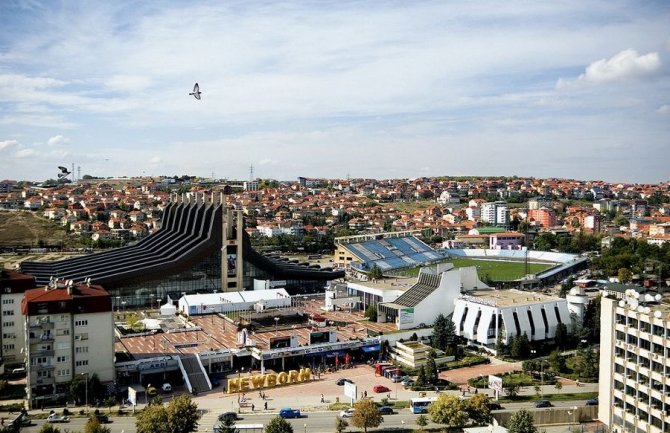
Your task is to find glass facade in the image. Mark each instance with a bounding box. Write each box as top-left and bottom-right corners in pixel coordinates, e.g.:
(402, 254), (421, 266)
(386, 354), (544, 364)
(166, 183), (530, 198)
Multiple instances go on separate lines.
(108, 251), (331, 310)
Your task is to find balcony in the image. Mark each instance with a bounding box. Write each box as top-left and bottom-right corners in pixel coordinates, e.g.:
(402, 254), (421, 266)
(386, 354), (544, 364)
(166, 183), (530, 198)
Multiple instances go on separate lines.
(29, 335), (54, 344)
(32, 363), (55, 371)
(30, 349), (54, 357)
(29, 321), (54, 331)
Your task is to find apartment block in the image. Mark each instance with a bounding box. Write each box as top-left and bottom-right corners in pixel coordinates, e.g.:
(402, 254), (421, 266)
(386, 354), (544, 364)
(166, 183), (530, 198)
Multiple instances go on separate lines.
(599, 292), (670, 433)
(0, 270), (35, 368)
(22, 279), (115, 409)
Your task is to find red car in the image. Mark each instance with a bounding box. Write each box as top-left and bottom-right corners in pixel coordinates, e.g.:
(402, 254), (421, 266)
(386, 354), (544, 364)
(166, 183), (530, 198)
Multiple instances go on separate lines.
(373, 385), (390, 393)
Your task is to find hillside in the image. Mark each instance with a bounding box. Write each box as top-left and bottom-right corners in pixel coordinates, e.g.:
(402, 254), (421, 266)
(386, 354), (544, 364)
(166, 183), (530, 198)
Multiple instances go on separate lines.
(0, 211), (70, 247)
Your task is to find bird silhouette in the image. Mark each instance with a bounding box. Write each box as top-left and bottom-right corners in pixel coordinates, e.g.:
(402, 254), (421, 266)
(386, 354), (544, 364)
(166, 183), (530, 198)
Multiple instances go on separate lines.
(189, 83), (202, 100)
(57, 166), (71, 179)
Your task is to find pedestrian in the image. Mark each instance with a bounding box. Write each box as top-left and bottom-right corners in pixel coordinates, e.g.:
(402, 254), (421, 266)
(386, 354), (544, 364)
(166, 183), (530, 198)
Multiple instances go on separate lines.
(320, 394), (325, 403)
(264, 401), (268, 410)
(251, 403), (255, 411)
(364, 390), (367, 398)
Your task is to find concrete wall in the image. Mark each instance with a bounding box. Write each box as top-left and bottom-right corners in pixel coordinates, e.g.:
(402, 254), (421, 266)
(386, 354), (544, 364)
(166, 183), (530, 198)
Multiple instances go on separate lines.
(493, 406), (598, 427)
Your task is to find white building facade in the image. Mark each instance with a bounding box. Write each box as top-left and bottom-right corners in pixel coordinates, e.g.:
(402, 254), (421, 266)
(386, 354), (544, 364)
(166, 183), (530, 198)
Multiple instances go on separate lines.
(453, 289), (571, 351)
(598, 293), (670, 433)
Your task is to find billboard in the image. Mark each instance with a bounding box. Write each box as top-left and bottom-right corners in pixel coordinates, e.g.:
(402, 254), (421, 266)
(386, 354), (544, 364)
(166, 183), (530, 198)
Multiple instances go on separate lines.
(399, 307), (414, 324)
(344, 381), (357, 402)
(488, 375), (503, 398)
(270, 336), (292, 350)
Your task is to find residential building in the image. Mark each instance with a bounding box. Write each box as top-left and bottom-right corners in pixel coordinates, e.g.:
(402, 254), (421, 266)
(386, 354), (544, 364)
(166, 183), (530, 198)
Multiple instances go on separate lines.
(599, 291), (670, 433)
(481, 201), (509, 226)
(528, 207), (557, 228)
(22, 279), (115, 409)
(0, 270), (35, 368)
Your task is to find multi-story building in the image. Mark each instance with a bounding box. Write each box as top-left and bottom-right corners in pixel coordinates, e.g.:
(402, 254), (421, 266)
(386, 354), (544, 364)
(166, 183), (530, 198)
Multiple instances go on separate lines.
(0, 270), (35, 368)
(481, 201), (509, 226)
(599, 291), (670, 433)
(22, 279), (115, 409)
(528, 207), (557, 228)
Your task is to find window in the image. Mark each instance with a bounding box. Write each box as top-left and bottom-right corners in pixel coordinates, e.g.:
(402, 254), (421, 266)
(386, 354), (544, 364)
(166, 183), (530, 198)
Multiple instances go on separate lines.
(75, 360), (89, 367)
(2, 299), (14, 305)
(3, 344), (15, 351)
(75, 346), (88, 353)
(56, 329), (70, 336)
(2, 310), (14, 316)
(74, 320), (88, 326)
(2, 333), (15, 339)
(56, 355), (69, 363)
(37, 370), (52, 378)
(57, 369), (70, 377)
(2, 321), (14, 327)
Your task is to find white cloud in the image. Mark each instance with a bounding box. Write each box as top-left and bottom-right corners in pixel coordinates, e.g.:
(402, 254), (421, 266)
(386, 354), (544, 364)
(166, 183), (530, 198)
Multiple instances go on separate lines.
(105, 75), (152, 93)
(149, 156), (162, 164)
(0, 140), (18, 151)
(14, 148), (35, 158)
(577, 49), (661, 84)
(47, 134), (70, 146)
(658, 105), (670, 115)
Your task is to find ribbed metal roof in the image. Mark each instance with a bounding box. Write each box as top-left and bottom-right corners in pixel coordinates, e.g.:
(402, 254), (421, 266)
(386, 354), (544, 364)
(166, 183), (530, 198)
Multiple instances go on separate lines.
(388, 272), (441, 307)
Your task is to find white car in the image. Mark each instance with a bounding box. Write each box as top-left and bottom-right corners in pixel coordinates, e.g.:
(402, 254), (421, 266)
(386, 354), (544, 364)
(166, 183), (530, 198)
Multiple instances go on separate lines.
(339, 408), (355, 418)
(162, 383), (172, 392)
(47, 414), (70, 423)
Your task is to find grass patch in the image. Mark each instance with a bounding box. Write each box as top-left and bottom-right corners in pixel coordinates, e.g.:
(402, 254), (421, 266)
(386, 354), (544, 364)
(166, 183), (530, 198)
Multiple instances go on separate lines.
(391, 258), (553, 281)
(500, 391), (598, 403)
(444, 353), (490, 370)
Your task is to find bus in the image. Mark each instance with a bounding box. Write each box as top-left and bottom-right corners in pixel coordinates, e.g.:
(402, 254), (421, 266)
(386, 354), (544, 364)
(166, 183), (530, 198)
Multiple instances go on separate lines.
(410, 397), (438, 414)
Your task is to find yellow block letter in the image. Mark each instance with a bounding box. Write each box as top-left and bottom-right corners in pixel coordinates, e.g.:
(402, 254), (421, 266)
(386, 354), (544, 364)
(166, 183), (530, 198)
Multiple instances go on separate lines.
(227, 378), (239, 394)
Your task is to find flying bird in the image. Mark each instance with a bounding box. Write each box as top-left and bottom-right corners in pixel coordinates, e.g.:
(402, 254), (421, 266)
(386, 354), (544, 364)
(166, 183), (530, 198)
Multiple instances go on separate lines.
(57, 166), (71, 179)
(189, 83), (202, 100)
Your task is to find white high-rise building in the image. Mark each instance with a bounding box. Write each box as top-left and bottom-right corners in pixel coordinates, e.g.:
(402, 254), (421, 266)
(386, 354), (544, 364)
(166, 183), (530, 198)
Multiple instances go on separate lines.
(481, 201), (509, 226)
(599, 290), (670, 433)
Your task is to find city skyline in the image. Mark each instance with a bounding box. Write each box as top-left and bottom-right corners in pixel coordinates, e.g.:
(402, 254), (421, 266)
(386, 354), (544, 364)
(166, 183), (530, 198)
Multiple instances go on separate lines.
(1, 1), (669, 183)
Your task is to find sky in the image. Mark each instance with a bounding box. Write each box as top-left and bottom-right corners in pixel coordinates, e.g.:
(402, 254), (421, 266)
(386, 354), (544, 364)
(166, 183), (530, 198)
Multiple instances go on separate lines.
(1, 1), (669, 184)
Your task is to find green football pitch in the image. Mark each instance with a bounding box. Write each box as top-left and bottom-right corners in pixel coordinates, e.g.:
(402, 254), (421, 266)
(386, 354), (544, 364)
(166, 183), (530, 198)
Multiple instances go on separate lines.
(395, 257), (554, 281)
(449, 257), (554, 281)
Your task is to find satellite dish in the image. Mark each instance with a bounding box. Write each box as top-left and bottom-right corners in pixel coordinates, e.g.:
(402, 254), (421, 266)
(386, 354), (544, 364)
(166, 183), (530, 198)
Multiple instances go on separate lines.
(654, 310), (662, 318)
(189, 83), (202, 100)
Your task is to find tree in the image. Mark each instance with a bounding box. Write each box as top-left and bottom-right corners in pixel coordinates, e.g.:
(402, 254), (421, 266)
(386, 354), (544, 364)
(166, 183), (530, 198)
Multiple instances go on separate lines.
(504, 383), (520, 399)
(351, 398), (383, 433)
(69, 374), (87, 405)
(265, 416), (294, 433)
(424, 351), (439, 385)
(466, 393), (492, 425)
(617, 267), (633, 283)
(334, 416), (348, 433)
(136, 394), (200, 433)
(428, 394), (468, 431)
(364, 304), (377, 322)
(510, 333), (531, 359)
(548, 350), (566, 373)
(137, 404), (170, 433)
(507, 409), (538, 433)
(416, 414), (429, 430)
(369, 264), (383, 280)
(85, 418), (112, 433)
(215, 416), (236, 433)
(431, 314), (456, 355)
(168, 395), (201, 433)
(415, 366), (427, 388)
(554, 381), (563, 392)
(554, 323), (569, 350)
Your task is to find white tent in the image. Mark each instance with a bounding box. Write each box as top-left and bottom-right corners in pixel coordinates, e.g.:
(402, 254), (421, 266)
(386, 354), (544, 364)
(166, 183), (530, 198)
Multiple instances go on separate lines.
(160, 302), (177, 316)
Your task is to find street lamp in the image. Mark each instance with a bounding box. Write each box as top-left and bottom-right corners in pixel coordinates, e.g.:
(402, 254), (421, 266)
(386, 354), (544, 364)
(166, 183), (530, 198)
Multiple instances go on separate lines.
(116, 296), (121, 313)
(80, 372), (89, 413)
(274, 317), (279, 335)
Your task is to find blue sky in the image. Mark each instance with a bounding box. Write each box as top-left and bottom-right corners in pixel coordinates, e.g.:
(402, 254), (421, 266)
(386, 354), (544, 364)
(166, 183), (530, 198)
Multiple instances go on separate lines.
(1, 1), (669, 183)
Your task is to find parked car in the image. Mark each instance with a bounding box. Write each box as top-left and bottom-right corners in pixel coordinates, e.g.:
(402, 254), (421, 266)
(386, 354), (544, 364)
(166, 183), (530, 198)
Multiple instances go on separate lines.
(373, 385), (390, 393)
(161, 383), (172, 393)
(401, 378), (414, 387)
(279, 408), (301, 419)
(378, 406), (394, 415)
(47, 414), (70, 423)
(535, 400), (552, 408)
(90, 413), (109, 424)
(339, 408), (355, 418)
(391, 375), (403, 383)
(218, 412), (239, 423)
(487, 402), (503, 410)
(585, 398), (599, 406)
(336, 378), (353, 386)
